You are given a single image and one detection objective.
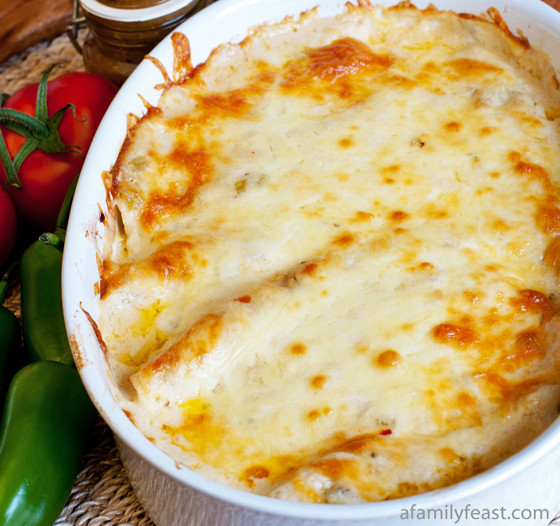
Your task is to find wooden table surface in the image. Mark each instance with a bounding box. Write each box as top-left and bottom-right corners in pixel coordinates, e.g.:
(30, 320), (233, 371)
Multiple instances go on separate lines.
(0, 0), (73, 64)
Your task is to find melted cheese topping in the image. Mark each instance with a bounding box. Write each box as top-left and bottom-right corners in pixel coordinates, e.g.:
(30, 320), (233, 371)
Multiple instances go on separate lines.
(98, 2), (560, 503)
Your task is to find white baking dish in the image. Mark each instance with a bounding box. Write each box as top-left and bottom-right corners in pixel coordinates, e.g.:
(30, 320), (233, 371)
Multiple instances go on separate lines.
(62, 0), (560, 524)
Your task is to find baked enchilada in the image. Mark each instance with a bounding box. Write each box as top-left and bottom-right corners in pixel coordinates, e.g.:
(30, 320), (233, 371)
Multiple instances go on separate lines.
(96, 0), (560, 503)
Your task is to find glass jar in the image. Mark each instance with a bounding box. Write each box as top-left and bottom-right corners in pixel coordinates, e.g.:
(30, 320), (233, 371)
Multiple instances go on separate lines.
(77, 0), (211, 85)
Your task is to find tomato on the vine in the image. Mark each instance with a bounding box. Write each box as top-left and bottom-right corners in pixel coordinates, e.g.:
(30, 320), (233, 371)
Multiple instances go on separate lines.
(0, 70), (118, 230)
(0, 189), (16, 267)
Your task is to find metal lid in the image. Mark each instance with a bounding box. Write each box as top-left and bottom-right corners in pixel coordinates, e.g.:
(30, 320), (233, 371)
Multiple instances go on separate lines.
(79, 0), (201, 22)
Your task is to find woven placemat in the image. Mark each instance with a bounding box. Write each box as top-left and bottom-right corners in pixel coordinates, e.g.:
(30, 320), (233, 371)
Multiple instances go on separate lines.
(0, 32), (155, 526)
(0, 31), (87, 91)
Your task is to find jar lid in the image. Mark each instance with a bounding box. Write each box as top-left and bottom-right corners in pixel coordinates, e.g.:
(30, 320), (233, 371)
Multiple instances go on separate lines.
(80, 0), (200, 22)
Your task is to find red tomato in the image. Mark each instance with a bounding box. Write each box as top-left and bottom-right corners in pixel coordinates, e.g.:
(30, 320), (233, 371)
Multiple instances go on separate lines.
(0, 72), (118, 230)
(0, 189), (16, 267)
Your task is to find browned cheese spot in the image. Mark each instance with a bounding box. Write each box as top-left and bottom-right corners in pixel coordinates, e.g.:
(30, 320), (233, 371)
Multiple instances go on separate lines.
(307, 407), (332, 421)
(243, 465), (270, 488)
(290, 343), (307, 355)
(375, 349), (402, 368)
(235, 295), (252, 303)
(509, 289), (550, 313)
(537, 205), (560, 234)
(444, 121), (462, 133)
(311, 374), (328, 389)
(389, 210), (410, 222)
(432, 322), (478, 347)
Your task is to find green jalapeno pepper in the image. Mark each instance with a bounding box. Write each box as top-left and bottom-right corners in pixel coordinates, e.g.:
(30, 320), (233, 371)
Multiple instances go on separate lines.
(19, 175), (78, 366)
(20, 241), (72, 364)
(0, 360), (97, 526)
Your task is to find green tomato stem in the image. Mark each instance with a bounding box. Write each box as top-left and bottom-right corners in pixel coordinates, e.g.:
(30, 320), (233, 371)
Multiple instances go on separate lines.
(0, 133), (20, 188)
(0, 67), (83, 189)
(12, 138), (39, 173)
(0, 109), (49, 139)
(34, 64), (54, 123)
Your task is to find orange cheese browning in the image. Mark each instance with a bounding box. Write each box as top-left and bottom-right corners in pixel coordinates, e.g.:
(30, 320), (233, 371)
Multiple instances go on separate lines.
(97, 1), (560, 503)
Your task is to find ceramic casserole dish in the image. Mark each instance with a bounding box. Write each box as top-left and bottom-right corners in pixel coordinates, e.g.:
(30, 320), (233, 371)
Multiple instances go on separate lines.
(62, 0), (560, 524)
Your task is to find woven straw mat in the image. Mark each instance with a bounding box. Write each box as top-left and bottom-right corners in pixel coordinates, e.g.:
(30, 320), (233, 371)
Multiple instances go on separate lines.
(2, 24), (560, 526)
